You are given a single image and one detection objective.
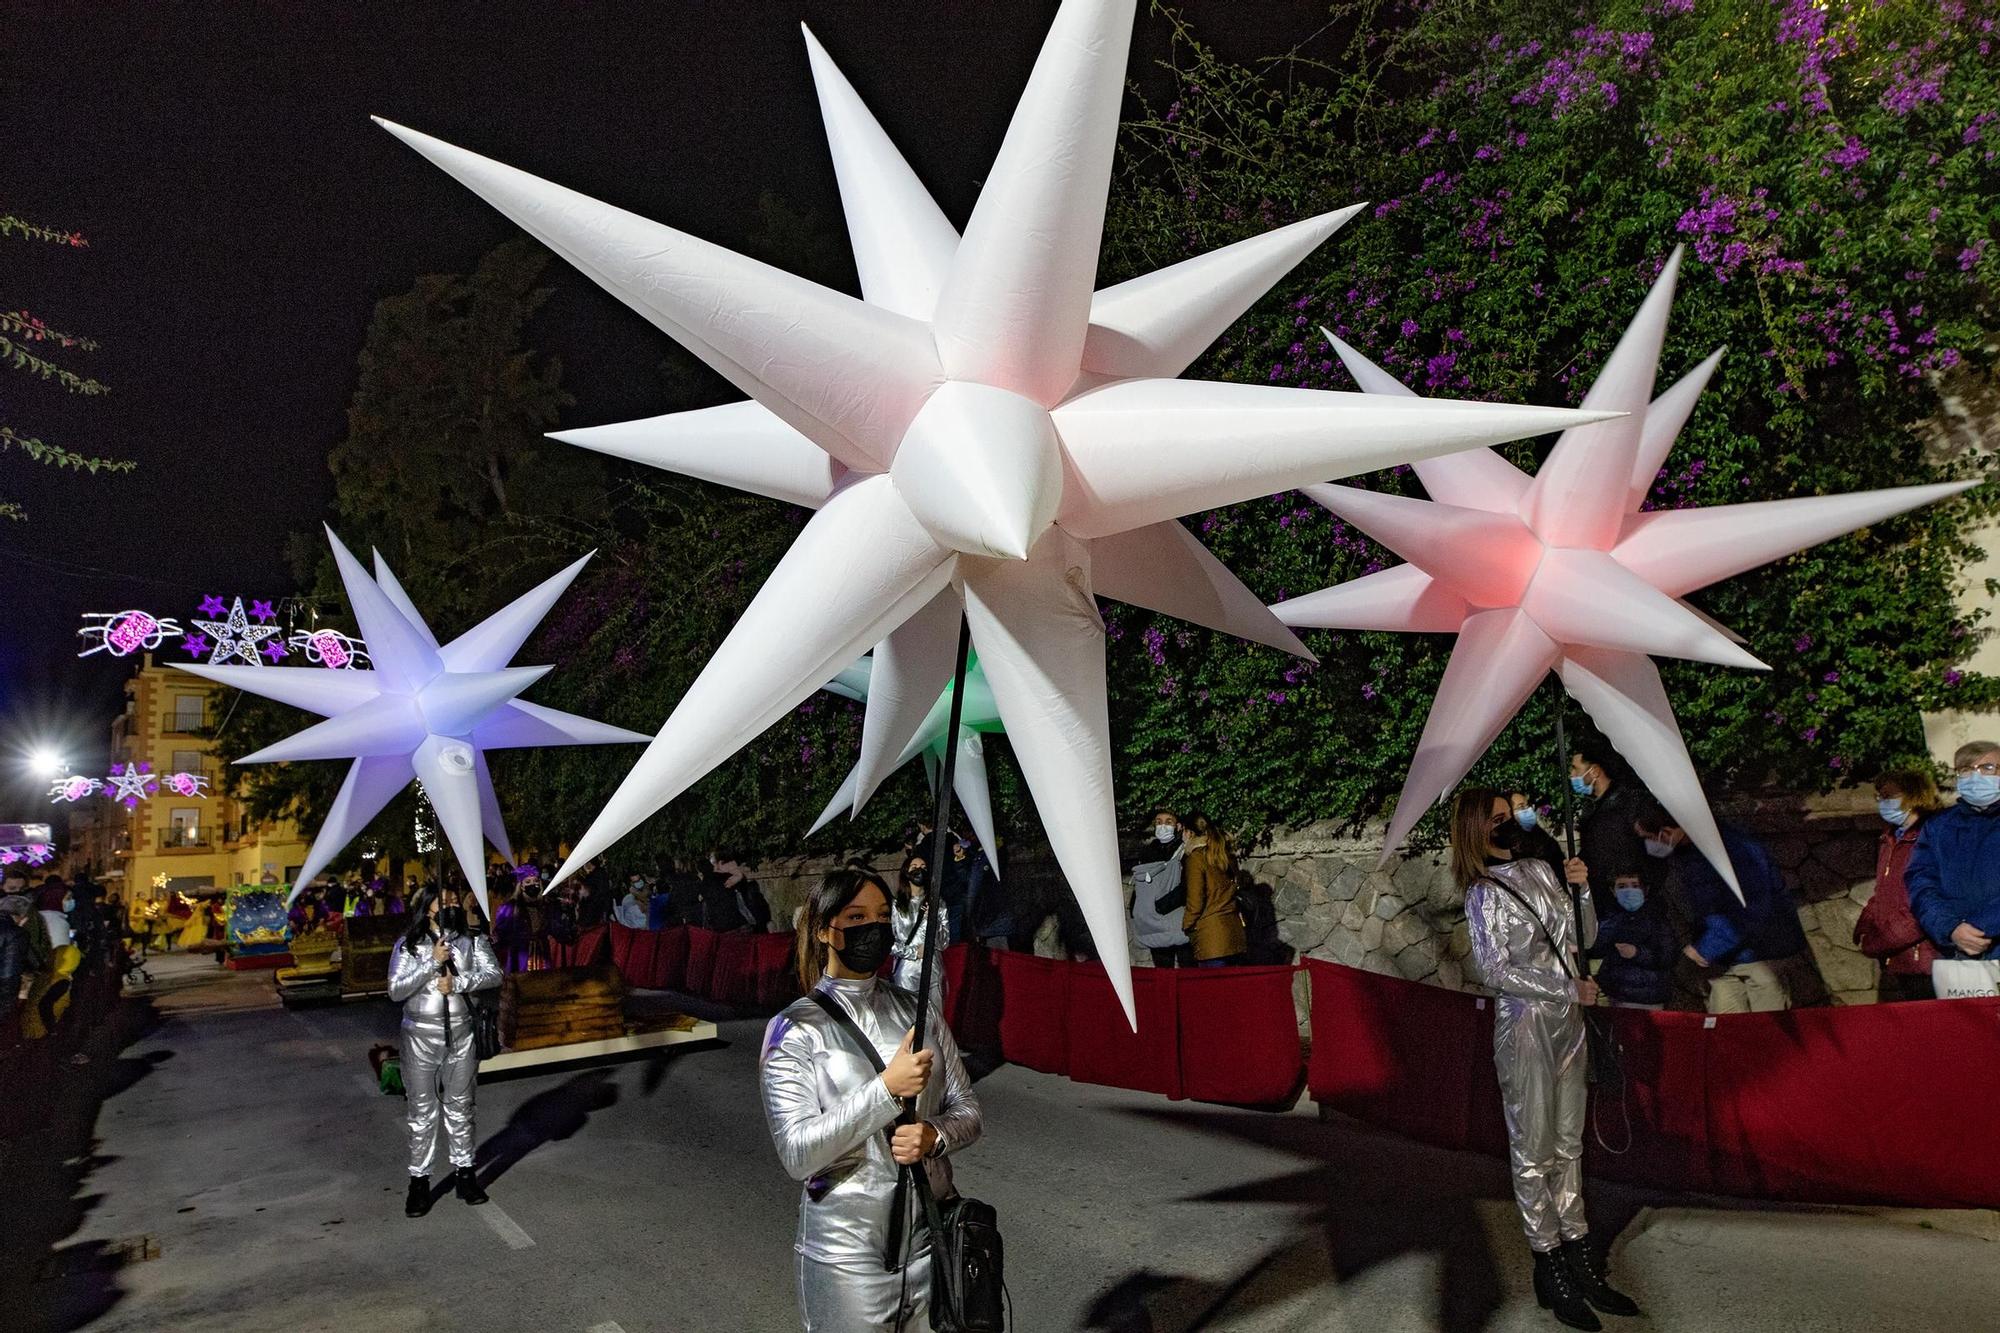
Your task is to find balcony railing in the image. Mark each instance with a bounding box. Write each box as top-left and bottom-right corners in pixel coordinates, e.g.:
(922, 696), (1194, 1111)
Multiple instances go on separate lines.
(158, 827), (212, 851)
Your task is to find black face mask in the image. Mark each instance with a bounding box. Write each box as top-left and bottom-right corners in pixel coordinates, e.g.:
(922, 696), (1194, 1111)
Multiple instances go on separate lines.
(1488, 819), (1522, 852)
(831, 920), (893, 974)
(437, 906), (468, 935)
(906, 866), (929, 888)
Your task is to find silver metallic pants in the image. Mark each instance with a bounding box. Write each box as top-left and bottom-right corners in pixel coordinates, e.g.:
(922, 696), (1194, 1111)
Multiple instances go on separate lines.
(401, 1012), (477, 1177)
(797, 1252), (929, 1332)
(1493, 998), (1587, 1251)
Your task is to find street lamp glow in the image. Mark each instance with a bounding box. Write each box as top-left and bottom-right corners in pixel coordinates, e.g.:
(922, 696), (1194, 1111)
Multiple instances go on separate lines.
(28, 748), (66, 781)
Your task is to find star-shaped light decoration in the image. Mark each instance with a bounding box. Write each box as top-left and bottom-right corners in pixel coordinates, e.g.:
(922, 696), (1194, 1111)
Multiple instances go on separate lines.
(174, 528), (648, 911)
(260, 639), (288, 663)
(249, 599), (277, 623)
(376, 0), (1619, 1019)
(181, 633), (211, 658)
(1272, 250), (1976, 893)
(810, 650), (1007, 871)
(199, 594), (227, 619)
(191, 597), (282, 667)
(105, 762), (158, 809)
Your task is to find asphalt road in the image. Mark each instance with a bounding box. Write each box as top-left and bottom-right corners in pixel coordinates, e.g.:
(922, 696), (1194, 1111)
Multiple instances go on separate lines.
(9, 952), (1997, 1333)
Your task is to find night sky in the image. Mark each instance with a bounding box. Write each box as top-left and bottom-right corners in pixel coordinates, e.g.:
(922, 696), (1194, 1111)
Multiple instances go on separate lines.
(0, 0), (1332, 798)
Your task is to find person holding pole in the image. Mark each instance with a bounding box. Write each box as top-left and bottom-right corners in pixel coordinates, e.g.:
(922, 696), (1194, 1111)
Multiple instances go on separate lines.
(1452, 787), (1636, 1330)
(761, 867), (982, 1332)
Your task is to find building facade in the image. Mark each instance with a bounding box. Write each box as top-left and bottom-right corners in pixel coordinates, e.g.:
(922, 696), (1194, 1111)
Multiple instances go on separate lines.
(82, 654), (309, 899)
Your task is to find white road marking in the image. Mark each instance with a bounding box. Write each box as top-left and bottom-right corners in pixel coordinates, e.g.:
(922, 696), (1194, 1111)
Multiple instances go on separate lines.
(478, 1200), (536, 1249)
(586, 1323), (628, 1333)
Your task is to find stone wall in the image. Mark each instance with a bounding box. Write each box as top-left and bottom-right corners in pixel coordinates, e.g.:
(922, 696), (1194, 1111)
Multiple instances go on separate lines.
(743, 787), (1894, 1013)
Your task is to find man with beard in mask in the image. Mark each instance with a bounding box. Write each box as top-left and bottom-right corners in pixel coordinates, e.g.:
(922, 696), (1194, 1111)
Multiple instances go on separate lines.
(1126, 807), (1191, 968)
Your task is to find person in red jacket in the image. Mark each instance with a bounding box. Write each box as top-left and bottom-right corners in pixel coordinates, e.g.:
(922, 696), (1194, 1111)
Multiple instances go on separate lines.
(1855, 766), (1945, 1001)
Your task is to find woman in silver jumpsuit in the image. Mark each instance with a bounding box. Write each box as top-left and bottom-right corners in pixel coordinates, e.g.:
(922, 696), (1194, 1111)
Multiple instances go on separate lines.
(761, 868), (982, 1333)
(1452, 787), (1638, 1330)
(388, 884), (502, 1218)
(889, 854), (948, 1005)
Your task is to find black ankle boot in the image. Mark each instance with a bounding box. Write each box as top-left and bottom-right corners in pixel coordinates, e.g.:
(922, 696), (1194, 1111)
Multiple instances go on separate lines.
(1560, 1238), (1639, 1316)
(405, 1175), (432, 1218)
(454, 1167), (488, 1205)
(1532, 1248), (1601, 1331)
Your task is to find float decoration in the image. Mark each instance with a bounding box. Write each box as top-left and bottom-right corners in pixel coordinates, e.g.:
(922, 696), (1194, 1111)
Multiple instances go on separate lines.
(379, 0), (1617, 1020)
(1272, 250), (1976, 894)
(173, 529), (650, 912)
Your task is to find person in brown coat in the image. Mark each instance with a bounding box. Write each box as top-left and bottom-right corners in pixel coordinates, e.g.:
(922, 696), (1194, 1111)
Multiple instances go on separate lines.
(1180, 813), (1247, 966)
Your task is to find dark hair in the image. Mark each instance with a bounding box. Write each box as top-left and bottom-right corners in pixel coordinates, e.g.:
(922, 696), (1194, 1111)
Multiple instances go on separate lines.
(400, 883), (449, 955)
(1571, 737), (1627, 783)
(1449, 787), (1509, 889)
(896, 854), (929, 910)
(1874, 766), (1945, 817)
(1149, 805), (1178, 821)
(1632, 802), (1678, 837)
(794, 867), (890, 995)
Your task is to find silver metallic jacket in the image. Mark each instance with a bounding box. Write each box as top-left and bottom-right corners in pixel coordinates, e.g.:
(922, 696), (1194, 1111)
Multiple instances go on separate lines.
(761, 975), (981, 1267)
(386, 929), (503, 1015)
(889, 898), (949, 999)
(1466, 855), (1598, 1250)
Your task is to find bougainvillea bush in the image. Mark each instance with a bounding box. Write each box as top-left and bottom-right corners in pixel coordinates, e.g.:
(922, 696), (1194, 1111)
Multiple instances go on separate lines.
(1095, 0), (1997, 841)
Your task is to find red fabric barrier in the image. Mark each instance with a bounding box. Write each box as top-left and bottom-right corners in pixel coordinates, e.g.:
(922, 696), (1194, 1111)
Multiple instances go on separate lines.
(712, 932), (758, 1007)
(684, 927), (720, 998)
(942, 945), (1004, 1053)
(753, 933), (799, 1009)
(991, 950), (1070, 1075)
(1067, 964), (1181, 1098)
(1306, 959), (2000, 1209)
(609, 924), (690, 991)
(1179, 964), (1303, 1105)
(545, 924), (608, 970)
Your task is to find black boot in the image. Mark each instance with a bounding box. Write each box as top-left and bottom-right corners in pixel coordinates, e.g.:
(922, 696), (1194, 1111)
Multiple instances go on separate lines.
(405, 1175), (432, 1218)
(1532, 1248), (1601, 1331)
(1560, 1238), (1639, 1316)
(454, 1166), (488, 1205)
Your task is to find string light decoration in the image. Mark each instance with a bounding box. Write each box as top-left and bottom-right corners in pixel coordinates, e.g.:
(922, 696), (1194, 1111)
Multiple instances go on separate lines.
(289, 627), (368, 670)
(104, 762), (158, 808)
(159, 771), (210, 799)
(78, 609), (184, 658)
(48, 775), (102, 803)
(189, 596), (282, 667)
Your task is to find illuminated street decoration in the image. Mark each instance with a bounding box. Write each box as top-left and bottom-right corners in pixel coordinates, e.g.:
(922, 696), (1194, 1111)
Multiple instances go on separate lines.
(261, 639), (289, 663)
(160, 770), (210, 799)
(191, 596), (283, 667)
(199, 594), (227, 618)
(291, 628), (369, 670)
(104, 762), (158, 808)
(250, 599), (277, 623)
(78, 609), (184, 658)
(48, 775), (103, 803)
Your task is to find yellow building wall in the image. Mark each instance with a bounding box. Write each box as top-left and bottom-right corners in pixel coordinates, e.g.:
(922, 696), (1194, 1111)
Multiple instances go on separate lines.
(111, 656), (309, 899)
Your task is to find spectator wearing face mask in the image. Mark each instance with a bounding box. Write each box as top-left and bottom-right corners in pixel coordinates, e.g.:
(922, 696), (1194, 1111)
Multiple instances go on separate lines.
(1855, 766), (1945, 1001)
(1906, 740), (2000, 972)
(1508, 791), (1570, 885)
(614, 875), (652, 930)
(1584, 860), (1678, 1009)
(1633, 805), (1809, 1014)
(1127, 807), (1192, 968)
(1570, 742), (1664, 906)
(1180, 813), (1246, 967)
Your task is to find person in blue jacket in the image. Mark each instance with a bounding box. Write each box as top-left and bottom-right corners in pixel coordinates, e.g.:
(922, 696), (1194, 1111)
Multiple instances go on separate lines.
(1585, 859), (1678, 1009)
(1906, 740), (2000, 961)
(1633, 804), (1810, 1014)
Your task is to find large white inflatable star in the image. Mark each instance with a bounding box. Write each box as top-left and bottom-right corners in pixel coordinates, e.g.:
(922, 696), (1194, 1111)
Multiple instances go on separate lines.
(377, 0), (1615, 1017)
(1273, 249), (1975, 893)
(810, 651), (1006, 875)
(176, 528), (648, 911)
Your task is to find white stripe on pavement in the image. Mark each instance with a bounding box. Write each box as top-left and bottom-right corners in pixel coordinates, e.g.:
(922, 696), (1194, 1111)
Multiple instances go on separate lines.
(478, 1201), (536, 1250)
(586, 1324), (628, 1333)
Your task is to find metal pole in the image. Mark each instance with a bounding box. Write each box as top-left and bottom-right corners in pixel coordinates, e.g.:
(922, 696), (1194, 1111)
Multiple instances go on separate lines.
(1552, 678), (1591, 978)
(908, 615), (972, 1071)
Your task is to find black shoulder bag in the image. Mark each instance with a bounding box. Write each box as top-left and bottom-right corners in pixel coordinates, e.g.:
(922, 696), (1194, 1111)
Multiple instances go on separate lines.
(1479, 877), (1623, 1087)
(810, 991), (1006, 1332)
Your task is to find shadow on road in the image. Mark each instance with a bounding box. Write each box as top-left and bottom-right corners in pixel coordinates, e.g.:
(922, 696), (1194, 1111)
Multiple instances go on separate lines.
(0, 993), (171, 1333)
(472, 1068), (621, 1192)
(1084, 1106), (1657, 1333)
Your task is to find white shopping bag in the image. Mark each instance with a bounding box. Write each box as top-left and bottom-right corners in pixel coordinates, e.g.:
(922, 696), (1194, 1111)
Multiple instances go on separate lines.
(1931, 959), (2000, 999)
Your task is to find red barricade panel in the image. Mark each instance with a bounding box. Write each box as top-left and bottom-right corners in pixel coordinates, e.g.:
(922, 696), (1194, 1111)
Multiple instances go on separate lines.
(943, 945), (1004, 1053)
(609, 922), (656, 985)
(753, 933), (799, 1009)
(684, 927), (720, 998)
(1178, 964), (1303, 1106)
(993, 950), (1070, 1075)
(547, 925), (608, 970)
(1702, 997), (2000, 1208)
(1307, 959), (1485, 1152)
(713, 932), (757, 1006)
(1586, 1008), (1711, 1193)
(1067, 964), (1181, 1098)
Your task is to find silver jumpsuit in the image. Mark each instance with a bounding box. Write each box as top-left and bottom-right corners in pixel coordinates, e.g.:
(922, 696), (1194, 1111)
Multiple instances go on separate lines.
(387, 930), (502, 1178)
(1465, 856), (1598, 1252)
(761, 974), (982, 1333)
(889, 898), (949, 1005)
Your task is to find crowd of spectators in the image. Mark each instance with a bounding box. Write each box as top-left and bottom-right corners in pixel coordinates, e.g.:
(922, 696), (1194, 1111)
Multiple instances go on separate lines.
(0, 868), (121, 1055)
